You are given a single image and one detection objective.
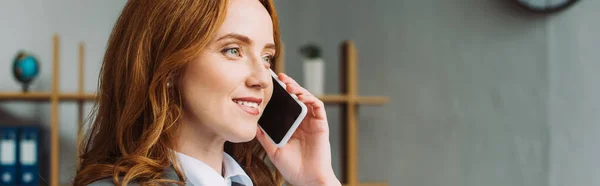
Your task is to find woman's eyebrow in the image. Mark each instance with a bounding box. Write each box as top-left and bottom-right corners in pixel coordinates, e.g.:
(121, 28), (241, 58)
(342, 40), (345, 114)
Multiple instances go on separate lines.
(216, 33), (275, 51)
(216, 33), (252, 45)
(264, 43), (275, 51)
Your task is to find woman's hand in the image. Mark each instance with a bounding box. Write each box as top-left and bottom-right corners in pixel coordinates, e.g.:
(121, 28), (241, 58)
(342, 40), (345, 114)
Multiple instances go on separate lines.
(256, 73), (341, 186)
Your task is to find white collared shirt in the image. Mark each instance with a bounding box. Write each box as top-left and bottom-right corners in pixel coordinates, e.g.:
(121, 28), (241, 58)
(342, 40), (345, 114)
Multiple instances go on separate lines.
(175, 151), (253, 186)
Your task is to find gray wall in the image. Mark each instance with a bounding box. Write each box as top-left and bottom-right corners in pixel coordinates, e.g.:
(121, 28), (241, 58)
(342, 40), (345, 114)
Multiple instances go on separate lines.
(275, 0), (599, 186)
(548, 1), (600, 186)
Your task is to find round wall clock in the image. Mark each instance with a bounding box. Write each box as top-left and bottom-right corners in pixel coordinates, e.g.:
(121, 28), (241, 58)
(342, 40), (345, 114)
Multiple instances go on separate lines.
(516, 0), (580, 13)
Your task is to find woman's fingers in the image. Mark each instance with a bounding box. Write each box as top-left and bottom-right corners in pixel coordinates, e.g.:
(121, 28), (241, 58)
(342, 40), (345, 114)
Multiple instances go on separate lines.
(279, 74), (310, 96)
(284, 82), (323, 117)
(278, 73), (300, 87)
(277, 73), (326, 119)
(298, 94), (326, 119)
(285, 83), (306, 95)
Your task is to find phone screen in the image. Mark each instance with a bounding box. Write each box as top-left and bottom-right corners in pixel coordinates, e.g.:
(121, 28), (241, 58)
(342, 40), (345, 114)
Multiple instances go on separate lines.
(258, 77), (303, 144)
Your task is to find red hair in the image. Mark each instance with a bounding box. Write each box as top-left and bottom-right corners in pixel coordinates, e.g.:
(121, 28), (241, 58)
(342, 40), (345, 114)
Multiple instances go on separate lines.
(74, 0), (283, 185)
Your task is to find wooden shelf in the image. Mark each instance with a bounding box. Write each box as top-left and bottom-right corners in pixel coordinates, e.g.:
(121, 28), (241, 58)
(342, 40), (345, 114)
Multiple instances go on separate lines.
(60, 93), (97, 101)
(318, 95), (389, 105)
(0, 92), (52, 100)
(356, 96), (388, 105)
(318, 95), (349, 103)
(4, 33), (93, 186)
(0, 92), (97, 101)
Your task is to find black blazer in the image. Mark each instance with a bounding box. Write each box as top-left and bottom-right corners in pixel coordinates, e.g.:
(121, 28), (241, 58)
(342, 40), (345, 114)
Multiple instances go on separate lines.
(87, 166), (251, 186)
(87, 166), (179, 186)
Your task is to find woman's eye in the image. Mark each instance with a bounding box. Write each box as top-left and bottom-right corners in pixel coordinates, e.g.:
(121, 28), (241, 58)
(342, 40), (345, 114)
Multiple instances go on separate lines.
(222, 48), (241, 58)
(262, 55), (274, 64)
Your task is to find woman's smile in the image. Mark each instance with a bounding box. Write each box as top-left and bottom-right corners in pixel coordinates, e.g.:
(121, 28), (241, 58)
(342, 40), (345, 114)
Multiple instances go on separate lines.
(233, 97), (263, 115)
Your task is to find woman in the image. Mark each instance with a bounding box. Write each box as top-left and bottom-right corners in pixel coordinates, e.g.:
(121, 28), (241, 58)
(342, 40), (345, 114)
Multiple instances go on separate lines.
(74, 0), (341, 185)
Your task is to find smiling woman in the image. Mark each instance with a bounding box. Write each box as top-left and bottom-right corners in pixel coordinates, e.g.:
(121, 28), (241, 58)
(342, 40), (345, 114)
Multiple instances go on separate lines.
(74, 0), (340, 186)
(73, 0), (282, 185)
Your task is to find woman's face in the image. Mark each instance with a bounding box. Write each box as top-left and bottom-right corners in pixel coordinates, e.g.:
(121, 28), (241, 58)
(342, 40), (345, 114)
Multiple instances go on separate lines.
(178, 0), (275, 143)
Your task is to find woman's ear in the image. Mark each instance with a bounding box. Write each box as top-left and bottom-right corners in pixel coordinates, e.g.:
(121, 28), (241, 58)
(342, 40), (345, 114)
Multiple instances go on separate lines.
(167, 73), (178, 88)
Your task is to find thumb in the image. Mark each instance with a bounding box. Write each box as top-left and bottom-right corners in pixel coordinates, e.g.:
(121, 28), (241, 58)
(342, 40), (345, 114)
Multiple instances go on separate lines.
(255, 127), (278, 158)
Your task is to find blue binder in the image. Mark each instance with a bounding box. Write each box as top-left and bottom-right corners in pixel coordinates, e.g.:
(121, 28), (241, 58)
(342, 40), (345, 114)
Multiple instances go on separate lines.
(18, 126), (39, 186)
(0, 126), (18, 186)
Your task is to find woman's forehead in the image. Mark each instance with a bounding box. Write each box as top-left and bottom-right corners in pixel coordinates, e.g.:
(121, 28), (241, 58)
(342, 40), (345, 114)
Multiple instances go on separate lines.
(213, 0), (274, 44)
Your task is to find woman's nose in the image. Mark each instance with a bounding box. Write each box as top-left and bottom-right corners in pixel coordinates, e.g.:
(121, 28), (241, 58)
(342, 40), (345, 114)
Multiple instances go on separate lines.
(246, 58), (271, 89)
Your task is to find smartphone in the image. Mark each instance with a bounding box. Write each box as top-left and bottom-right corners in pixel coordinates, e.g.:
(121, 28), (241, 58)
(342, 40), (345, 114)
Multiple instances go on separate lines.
(258, 69), (308, 147)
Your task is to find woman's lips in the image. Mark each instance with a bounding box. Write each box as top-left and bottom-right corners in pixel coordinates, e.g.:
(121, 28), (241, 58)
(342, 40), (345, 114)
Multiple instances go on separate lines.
(232, 97), (262, 116)
(236, 103), (260, 115)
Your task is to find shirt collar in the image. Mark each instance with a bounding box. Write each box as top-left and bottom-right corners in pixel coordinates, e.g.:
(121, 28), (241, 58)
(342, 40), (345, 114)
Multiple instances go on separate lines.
(222, 153), (253, 186)
(175, 151), (253, 186)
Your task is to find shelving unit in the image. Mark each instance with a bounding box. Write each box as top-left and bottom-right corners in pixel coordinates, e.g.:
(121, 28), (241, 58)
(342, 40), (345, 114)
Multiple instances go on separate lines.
(0, 92), (96, 101)
(275, 41), (389, 186)
(0, 33), (96, 186)
(1, 34), (389, 186)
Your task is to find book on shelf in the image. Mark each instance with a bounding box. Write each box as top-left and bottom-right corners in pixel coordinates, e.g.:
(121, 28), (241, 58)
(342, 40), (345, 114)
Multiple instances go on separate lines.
(0, 126), (18, 185)
(19, 126), (39, 186)
(0, 125), (40, 186)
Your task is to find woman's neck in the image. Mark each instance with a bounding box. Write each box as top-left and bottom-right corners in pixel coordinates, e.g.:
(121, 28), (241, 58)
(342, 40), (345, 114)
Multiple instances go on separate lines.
(175, 118), (226, 175)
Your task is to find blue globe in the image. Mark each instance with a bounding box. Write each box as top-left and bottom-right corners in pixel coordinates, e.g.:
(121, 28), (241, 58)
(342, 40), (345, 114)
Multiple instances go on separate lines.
(12, 51), (40, 92)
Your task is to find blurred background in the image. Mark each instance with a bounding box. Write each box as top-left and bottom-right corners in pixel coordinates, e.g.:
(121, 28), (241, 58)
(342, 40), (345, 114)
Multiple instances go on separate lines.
(1, 0), (599, 186)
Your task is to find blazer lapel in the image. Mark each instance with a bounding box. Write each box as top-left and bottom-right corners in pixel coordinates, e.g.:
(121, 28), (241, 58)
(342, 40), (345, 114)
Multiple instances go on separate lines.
(231, 182), (246, 186)
(164, 165), (181, 181)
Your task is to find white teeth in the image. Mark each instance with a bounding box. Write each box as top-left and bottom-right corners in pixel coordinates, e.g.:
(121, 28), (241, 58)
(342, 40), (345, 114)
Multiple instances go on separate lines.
(234, 100), (259, 109)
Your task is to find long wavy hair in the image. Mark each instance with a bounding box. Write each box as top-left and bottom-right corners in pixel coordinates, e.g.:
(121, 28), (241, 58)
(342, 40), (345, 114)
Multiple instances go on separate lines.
(73, 0), (283, 185)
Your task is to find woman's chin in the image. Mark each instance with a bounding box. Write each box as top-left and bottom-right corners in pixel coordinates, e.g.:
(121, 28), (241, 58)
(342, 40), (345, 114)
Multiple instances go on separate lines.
(226, 126), (258, 143)
(227, 135), (256, 143)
